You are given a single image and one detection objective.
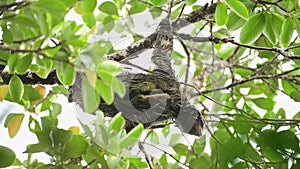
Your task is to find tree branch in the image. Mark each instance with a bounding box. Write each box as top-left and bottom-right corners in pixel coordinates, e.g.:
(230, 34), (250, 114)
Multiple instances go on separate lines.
(0, 71), (60, 85)
(0, 45), (75, 66)
(200, 68), (300, 95)
(106, 3), (217, 62)
(0, 1), (30, 11)
(176, 33), (300, 60)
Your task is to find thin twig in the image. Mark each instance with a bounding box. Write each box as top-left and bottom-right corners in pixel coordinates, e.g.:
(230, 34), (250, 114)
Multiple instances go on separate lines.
(137, 0), (168, 12)
(143, 142), (191, 168)
(138, 142), (155, 169)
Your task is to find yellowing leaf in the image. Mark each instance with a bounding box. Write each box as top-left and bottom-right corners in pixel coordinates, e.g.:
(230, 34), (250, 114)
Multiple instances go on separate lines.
(69, 126), (80, 134)
(0, 85), (9, 101)
(84, 69), (97, 88)
(74, 2), (83, 14)
(5, 114), (25, 138)
(74, 0), (97, 15)
(31, 85), (46, 106)
(87, 25), (97, 35)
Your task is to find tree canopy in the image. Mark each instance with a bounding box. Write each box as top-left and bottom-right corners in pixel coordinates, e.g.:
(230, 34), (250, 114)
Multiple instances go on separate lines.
(0, 0), (300, 168)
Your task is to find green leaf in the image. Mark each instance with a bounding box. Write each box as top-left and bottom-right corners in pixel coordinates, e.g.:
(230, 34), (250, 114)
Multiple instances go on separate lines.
(226, 12), (246, 31)
(0, 146), (16, 168)
(293, 17), (300, 38)
(218, 46), (236, 59)
(97, 60), (123, 76)
(35, 0), (67, 12)
(162, 125), (170, 137)
(189, 157), (210, 169)
(272, 14), (284, 37)
(291, 161), (300, 169)
(193, 136), (206, 154)
(252, 97), (275, 110)
(150, 7), (162, 19)
(16, 54), (33, 74)
(82, 13), (96, 28)
(281, 80), (294, 94)
(103, 16), (115, 32)
(120, 124), (143, 148)
(276, 108), (286, 119)
(0, 50), (9, 64)
(114, 0), (124, 9)
(151, 0), (168, 6)
(123, 156), (148, 168)
(215, 2), (228, 26)
(7, 54), (18, 74)
(95, 80), (114, 105)
(83, 77), (100, 113)
(219, 138), (244, 164)
(149, 131), (159, 144)
(185, 0), (197, 5)
(56, 63), (75, 86)
(11, 16), (38, 29)
(224, 0), (248, 20)
(234, 116), (251, 134)
(112, 78), (126, 98)
(173, 143), (188, 155)
(280, 17), (294, 48)
(242, 142), (261, 161)
(240, 13), (265, 44)
(82, 0), (97, 13)
(169, 133), (182, 146)
(263, 13), (278, 45)
(234, 68), (253, 77)
(9, 75), (24, 102)
(35, 131), (52, 146)
(290, 91), (300, 102)
(128, 0), (148, 14)
(64, 135), (89, 158)
(159, 154), (168, 167)
(51, 103), (62, 119)
(52, 85), (69, 95)
(107, 156), (126, 169)
(24, 143), (51, 154)
(99, 1), (119, 15)
(293, 111), (300, 119)
(51, 128), (73, 148)
(109, 113), (125, 132)
(106, 139), (121, 155)
(258, 130), (286, 161)
(2, 27), (14, 44)
(210, 129), (231, 149)
(23, 85), (42, 101)
(35, 57), (53, 79)
(231, 162), (247, 169)
(278, 130), (300, 151)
